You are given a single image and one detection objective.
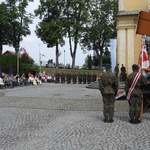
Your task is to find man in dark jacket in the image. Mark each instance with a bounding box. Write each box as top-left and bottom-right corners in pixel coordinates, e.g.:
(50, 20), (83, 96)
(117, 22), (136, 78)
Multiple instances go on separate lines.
(99, 64), (118, 123)
(125, 64), (147, 124)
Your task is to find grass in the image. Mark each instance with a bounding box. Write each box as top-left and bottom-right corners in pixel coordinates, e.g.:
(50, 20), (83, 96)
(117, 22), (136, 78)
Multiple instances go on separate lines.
(41, 67), (101, 77)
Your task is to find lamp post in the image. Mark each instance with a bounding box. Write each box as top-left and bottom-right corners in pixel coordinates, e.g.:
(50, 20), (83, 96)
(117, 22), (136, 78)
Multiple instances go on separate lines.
(64, 50), (65, 68)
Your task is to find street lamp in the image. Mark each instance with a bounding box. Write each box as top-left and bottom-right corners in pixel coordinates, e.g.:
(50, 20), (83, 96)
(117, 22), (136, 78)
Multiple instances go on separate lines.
(64, 50), (65, 68)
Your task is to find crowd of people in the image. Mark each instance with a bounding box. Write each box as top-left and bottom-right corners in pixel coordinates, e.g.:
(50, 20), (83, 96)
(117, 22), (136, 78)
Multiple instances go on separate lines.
(0, 72), (43, 89)
(0, 71), (98, 89)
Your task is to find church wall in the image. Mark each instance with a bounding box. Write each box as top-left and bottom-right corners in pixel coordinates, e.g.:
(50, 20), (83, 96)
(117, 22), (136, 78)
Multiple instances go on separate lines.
(124, 0), (148, 11)
(117, 0), (149, 75)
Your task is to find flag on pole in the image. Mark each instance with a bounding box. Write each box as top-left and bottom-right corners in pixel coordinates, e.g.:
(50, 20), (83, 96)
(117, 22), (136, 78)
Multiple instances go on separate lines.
(19, 47), (23, 52)
(19, 47), (27, 54)
(23, 47), (27, 54)
(40, 54), (46, 57)
(138, 44), (150, 69)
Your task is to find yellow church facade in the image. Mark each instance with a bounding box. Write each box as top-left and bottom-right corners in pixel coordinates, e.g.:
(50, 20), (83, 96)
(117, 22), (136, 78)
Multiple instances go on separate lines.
(116, 0), (150, 74)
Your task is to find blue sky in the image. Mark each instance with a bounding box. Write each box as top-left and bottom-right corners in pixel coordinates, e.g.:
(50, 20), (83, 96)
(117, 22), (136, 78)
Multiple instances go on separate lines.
(1, 0), (92, 67)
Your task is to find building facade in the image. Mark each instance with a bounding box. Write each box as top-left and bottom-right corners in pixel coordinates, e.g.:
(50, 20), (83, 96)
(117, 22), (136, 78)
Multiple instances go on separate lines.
(116, 0), (150, 74)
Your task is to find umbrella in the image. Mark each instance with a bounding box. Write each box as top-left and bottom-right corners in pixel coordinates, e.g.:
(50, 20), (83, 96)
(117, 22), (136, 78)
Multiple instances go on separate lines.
(9, 64), (14, 75)
(0, 65), (2, 77)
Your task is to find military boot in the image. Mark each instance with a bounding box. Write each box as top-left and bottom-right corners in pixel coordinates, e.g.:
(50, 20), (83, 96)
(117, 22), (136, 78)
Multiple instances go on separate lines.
(135, 118), (141, 124)
(103, 115), (109, 123)
(129, 118), (135, 124)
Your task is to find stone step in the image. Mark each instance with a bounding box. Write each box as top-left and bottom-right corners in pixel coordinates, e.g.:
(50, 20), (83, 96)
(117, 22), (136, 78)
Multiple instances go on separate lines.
(86, 81), (125, 89)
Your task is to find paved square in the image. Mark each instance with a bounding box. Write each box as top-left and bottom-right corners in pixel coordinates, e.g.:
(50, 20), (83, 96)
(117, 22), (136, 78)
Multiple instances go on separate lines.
(0, 83), (149, 150)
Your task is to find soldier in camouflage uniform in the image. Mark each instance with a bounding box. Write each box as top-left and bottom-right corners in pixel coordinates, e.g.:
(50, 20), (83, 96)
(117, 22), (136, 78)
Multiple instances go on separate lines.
(66, 72), (71, 84)
(60, 72), (65, 84)
(82, 73), (87, 84)
(72, 73), (77, 84)
(87, 73), (92, 84)
(125, 64), (147, 124)
(99, 64), (118, 123)
(92, 73), (97, 82)
(78, 73), (83, 84)
(55, 72), (60, 83)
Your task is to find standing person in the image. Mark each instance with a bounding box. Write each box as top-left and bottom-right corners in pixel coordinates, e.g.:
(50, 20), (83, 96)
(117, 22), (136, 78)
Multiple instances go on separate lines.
(114, 64), (119, 77)
(125, 64), (147, 124)
(120, 64), (126, 81)
(99, 64), (118, 123)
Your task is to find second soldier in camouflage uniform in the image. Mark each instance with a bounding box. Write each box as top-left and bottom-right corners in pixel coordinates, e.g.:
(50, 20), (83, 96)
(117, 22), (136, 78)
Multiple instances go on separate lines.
(99, 64), (118, 123)
(72, 73), (77, 84)
(125, 64), (147, 124)
(60, 72), (65, 84)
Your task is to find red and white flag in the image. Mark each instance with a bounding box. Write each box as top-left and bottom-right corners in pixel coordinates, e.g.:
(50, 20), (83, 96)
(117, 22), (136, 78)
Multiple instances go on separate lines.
(115, 89), (126, 100)
(138, 44), (149, 69)
(23, 47), (27, 54)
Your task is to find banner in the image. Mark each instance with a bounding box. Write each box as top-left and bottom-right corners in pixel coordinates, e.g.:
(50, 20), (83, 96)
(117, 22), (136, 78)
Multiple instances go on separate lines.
(138, 44), (150, 69)
(115, 89), (126, 100)
(136, 11), (150, 36)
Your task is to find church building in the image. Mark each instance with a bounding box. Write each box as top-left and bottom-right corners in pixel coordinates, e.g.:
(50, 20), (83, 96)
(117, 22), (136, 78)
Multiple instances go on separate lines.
(116, 0), (150, 74)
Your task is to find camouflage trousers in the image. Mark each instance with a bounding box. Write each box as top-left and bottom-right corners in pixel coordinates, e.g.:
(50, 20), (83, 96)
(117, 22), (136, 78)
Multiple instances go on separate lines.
(102, 94), (115, 120)
(128, 96), (141, 119)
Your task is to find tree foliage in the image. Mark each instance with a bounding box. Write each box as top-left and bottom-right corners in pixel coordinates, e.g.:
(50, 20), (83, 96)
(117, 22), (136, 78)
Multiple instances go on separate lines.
(62, 0), (90, 68)
(85, 54), (92, 70)
(34, 0), (65, 67)
(0, 53), (38, 76)
(0, 2), (12, 54)
(0, 0), (33, 54)
(80, 0), (118, 69)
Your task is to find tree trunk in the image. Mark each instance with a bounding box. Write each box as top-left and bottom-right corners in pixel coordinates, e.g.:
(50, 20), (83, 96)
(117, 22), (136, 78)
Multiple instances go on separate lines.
(0, 42), (2, 55)
(55, 43), (59, 68)
(72, 54), (76, 69)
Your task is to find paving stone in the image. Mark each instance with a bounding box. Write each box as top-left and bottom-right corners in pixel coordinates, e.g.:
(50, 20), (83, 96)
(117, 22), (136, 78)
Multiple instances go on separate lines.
(0, 83), (149, 150)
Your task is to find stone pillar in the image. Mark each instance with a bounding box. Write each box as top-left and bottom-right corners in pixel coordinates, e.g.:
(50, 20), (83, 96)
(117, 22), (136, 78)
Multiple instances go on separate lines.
(119, 0), (124, 11)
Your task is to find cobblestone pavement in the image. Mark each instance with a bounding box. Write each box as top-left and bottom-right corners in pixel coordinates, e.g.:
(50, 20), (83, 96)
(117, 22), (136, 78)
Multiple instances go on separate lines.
(0, 83), (149, 150)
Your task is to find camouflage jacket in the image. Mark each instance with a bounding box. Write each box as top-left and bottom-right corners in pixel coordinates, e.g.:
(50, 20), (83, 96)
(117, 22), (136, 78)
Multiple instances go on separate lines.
(99, 70), (118, 95)
(125, 71), (147, 97)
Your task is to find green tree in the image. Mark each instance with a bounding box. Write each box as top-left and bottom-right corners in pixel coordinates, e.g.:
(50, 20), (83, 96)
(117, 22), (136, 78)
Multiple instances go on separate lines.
(0, 2), (11, 54)
(80, 0), (118, 70)
(85, 54), (92, 70)
(0, 53), (38, 76)
(4, 0), (33, 54)
(63, 0), (90, 68)
(34, 0), (65, 68)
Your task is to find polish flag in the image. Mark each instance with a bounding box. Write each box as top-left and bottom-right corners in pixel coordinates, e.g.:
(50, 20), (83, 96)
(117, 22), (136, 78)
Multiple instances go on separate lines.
(115, 89), (126, 100)
(138, 44), (149, 69)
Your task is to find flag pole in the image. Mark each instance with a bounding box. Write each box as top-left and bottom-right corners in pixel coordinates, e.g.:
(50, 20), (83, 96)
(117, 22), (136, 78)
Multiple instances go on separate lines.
(140, 35), (146, 121)
(39, 44), (41, 73)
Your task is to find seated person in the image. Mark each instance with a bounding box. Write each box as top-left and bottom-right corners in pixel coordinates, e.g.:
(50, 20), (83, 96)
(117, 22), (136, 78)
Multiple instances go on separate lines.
(29, 74), (37, 86)
(0, 77), (5, 88)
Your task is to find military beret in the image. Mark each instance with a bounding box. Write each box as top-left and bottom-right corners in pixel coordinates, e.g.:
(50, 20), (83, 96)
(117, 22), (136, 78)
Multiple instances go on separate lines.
(132, 64), (138, 69)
